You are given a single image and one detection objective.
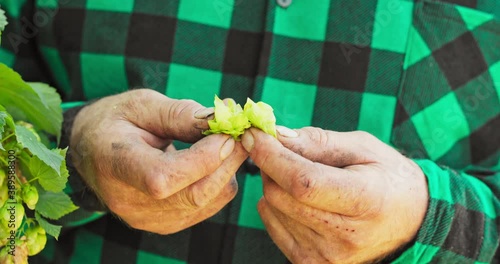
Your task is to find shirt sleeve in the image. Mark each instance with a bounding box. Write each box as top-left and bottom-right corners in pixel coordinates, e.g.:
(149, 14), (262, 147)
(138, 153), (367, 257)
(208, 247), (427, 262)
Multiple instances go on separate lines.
(393, 159), (500, 263)
(0, 1), (106, 227)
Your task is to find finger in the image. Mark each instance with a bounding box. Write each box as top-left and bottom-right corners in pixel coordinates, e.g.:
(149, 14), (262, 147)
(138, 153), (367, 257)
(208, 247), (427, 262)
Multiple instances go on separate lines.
(165, 143), (176, 153)
(244, 129), (379, 215)
(243, 129), (349, 205)
(263, 172), (362, 235)
(177, 142), (247, 208)
(262, 172), (333, 233)
(118, 89), (213, 143)
(125, 176), (239, 235)
(277, 126), (386, 167)
(109, 133), (236, 199)
(257, 198), (296, 261)
(267, 203), (327, 259)
(121, 120), (172, 150)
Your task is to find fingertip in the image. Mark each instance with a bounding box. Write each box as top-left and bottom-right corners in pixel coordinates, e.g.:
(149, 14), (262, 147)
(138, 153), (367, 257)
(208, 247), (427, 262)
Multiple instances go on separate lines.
(257, 197), (268, 214)
(276, 126), (298, 139)
(241, 129), (255, 152)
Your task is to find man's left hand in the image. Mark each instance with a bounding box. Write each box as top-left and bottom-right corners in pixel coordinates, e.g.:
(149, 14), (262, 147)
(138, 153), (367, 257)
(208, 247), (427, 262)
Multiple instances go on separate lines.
(241, 127), (428, 263)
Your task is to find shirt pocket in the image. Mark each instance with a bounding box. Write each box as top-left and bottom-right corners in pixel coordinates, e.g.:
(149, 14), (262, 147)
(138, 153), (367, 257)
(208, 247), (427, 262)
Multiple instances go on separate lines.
(391, 0), (500, 169)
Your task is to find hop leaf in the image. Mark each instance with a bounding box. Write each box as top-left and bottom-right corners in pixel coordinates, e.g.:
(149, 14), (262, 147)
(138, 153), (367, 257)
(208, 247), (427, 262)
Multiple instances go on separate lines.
(244, 98), (277, 137)
(203, 96), (251, 140)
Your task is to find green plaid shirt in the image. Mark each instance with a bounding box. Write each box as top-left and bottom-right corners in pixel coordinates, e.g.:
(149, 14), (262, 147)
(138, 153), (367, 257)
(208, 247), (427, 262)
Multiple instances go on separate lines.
(1, 0), (500, 263)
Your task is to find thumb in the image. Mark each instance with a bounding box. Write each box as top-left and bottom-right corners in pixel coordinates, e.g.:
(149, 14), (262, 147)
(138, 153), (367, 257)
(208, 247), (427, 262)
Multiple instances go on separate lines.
(276, 126), (384, 167)
(119, 89), (213, 143)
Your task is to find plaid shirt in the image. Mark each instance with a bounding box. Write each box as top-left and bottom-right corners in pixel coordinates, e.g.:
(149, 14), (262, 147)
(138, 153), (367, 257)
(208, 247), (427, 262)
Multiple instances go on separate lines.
(1, 0), (500, 263)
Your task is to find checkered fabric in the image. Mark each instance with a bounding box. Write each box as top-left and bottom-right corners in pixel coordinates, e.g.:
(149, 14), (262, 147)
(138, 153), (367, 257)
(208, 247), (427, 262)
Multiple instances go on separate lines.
(1, 0), (500, 263)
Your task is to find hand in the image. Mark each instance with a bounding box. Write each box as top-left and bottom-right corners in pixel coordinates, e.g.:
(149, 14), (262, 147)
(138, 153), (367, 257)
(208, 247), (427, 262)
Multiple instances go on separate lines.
(242, 127), (428, 263)
(70, 89), (248, 234)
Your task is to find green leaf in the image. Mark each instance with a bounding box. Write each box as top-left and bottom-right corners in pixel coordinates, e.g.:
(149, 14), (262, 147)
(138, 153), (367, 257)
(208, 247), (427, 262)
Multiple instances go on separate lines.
(0, 64), (62, 137)
(29, 150), (68, 192)
(0, 105), (15, 130)
(35, 191), (78, 220)
(35, 212), (61, 240)
(0, 8), (7, 44)
(0, 112), (8, 151)
(27, 82), (63, 143)
(0, 106), (16, 150)
(16, 125), (63, 175)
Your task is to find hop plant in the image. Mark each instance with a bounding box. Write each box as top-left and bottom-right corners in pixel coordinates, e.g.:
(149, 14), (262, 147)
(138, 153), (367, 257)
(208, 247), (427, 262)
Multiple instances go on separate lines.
(0, 7), (78, 262)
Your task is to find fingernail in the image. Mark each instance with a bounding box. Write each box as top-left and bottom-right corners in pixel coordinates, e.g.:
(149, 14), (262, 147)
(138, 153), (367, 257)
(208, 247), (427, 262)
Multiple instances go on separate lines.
(276, 126), (298, 138)
(242, 132), (254, 152)
(220, 138), (235, 160)
(194, 107), (215, 119)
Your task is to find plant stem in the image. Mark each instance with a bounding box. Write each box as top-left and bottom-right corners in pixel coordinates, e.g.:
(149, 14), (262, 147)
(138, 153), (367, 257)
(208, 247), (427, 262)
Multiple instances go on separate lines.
(0, 133), (14, 143)
(26, 177), (39, 184)
(0, 155), (7, 166)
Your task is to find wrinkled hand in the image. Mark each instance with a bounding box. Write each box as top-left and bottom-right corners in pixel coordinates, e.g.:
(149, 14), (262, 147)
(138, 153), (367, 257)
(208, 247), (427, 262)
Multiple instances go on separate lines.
(242, 127), (428, 263)
(70, 89), (248, 234)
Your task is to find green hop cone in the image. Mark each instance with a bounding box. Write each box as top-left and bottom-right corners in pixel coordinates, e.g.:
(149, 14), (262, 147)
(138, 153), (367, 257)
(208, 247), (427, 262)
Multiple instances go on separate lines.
(0, 203), (25, 230)
(244, 98), (277, 138)
(21, 185), (38, 210)
(203, 96), (251, 140)
(25, 224), (47, 256)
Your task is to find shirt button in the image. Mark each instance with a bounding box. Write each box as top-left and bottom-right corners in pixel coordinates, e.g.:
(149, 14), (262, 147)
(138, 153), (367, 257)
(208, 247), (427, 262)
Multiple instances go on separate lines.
(277, 0), (292, 8)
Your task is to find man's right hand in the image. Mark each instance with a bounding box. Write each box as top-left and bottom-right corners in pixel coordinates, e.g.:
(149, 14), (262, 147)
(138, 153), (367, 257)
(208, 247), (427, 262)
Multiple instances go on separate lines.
(69, 89), (248, 234)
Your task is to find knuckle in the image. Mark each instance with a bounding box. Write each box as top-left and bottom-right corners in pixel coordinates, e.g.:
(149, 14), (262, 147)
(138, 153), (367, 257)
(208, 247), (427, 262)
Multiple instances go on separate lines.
(255, 148), (272, 170)
(131, 88), (156, 99)
(190, 185), (211, 208)
(168, 99), (196, 120)
(290, 170), (316, 201)
(144, 172), (169, 199)
(304, 127), (329, 146)
(353, 130), (376, 142)
(171, 189), (198, 209)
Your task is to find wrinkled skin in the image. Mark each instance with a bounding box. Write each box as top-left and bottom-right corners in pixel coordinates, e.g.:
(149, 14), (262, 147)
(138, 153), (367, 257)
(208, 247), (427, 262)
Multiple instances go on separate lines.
(71, 89), (248, 234)
(242, 127), (428, 263)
